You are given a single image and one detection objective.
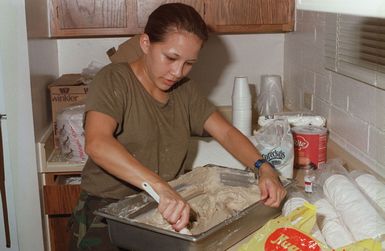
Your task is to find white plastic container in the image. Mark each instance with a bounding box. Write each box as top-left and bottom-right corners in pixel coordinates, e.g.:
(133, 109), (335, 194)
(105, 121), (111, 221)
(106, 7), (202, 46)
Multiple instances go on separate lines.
(257, 75), (283, 115)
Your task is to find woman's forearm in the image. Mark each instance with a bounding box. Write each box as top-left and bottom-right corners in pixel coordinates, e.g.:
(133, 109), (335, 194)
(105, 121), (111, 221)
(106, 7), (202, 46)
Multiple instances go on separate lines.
(204, 111), (261, 168)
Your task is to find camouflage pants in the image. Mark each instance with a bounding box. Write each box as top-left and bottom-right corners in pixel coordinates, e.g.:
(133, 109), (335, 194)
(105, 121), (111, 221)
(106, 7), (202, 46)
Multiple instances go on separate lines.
(68, 190), (124, 251)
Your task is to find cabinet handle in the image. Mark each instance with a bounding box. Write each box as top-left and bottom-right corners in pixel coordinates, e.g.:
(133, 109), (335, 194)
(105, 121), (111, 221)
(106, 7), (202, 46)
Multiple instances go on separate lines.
(0, 119), (11, 248)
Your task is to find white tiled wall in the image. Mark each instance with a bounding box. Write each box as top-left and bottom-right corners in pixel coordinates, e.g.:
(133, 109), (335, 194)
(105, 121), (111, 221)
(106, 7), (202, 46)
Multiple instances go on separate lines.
(284, 10), (385, 176)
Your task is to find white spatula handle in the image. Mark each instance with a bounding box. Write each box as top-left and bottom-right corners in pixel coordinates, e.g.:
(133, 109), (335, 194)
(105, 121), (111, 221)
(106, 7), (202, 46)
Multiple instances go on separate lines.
(142, 182), (160, 203)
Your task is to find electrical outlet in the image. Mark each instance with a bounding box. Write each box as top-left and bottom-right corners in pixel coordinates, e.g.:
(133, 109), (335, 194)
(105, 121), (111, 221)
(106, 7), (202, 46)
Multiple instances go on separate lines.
(303, 92), (313, 110)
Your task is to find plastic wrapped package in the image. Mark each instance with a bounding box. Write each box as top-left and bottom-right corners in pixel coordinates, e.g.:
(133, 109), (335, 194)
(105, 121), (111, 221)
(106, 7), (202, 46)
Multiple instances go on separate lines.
(314, 198), (355, 248)
(80, 61), (103, 84)
(289, 186), (350, 248)
(282, 196), (308, 216)
(256, 75), (283, 116)
(251, 119), (294, 179)
(282, 187), (314, 216)
(56, 104), (87, 162)
(315, 160), (385, 248)
(350, 170), (385, 213)
(258, 111), (326, 127)
(323, 173), (385, 243)
(282, 191), (326, 245)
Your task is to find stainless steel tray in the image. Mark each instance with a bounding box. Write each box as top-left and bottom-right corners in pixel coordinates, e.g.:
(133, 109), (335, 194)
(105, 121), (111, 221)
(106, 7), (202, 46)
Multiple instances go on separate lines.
(96, 199), (282, 251)
(95, 167), (291, 251)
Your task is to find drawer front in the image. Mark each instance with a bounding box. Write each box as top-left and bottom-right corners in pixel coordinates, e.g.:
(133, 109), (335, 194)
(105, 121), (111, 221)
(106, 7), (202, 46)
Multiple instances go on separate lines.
(44, 184), (81, 215)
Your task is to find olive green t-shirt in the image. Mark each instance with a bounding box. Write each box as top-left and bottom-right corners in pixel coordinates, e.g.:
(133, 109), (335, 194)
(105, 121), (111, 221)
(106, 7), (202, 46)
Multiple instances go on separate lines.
(81, 63), (216, 199)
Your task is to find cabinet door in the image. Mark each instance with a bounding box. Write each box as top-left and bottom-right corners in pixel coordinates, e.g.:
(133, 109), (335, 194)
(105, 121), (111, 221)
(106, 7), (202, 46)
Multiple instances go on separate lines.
(50, 0), (138, 37)
(50, 0), (205, 37)
(135, 0), (205, 29)
(43, 173), (81, 251)
(204, 0), (295, 33)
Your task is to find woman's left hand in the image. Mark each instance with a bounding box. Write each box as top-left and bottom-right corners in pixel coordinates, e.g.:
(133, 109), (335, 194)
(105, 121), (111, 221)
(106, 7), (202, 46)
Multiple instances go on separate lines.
(203, 111), (287, 207)
(257, 164), (287, 207)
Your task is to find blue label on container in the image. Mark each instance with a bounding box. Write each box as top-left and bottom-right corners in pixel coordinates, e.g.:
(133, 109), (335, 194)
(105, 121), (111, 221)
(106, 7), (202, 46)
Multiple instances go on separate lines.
(261, 147), (286, 166)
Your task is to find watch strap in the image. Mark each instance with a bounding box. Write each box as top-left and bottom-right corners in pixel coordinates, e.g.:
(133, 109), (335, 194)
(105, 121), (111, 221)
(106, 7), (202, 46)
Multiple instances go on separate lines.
(254, 158), (274, 170)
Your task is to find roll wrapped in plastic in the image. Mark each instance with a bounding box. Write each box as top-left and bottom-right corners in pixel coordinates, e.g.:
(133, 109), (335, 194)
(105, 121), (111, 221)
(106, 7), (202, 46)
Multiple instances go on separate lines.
(355, 173), (385, 212)
(323, 174), (385, 241)
(314, 198), (354, 248)
(282, 196), (326, 245)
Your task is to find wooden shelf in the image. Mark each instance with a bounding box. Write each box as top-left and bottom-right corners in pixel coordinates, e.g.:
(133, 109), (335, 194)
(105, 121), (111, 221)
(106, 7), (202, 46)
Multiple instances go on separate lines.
(37, 127), (85, 173)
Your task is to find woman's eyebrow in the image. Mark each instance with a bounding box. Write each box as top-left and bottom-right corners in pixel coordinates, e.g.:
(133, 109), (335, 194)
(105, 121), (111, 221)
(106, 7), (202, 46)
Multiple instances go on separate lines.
(165, 51), (198, 62)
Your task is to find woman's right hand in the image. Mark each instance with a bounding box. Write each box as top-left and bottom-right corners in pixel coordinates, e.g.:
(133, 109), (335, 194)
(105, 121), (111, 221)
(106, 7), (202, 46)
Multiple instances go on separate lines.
(153, 183), (191, 232)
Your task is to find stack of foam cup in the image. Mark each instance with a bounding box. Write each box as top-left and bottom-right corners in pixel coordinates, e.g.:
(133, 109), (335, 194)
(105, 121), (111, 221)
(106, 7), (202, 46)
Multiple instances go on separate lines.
(232, 76), (252, 137)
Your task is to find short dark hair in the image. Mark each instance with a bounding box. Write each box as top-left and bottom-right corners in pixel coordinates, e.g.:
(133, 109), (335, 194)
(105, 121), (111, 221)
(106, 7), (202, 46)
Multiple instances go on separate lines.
(144, 3), (208, 43)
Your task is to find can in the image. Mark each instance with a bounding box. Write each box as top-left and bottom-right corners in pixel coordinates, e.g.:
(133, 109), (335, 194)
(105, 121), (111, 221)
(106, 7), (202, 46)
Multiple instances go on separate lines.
(291, 126), (328, 169)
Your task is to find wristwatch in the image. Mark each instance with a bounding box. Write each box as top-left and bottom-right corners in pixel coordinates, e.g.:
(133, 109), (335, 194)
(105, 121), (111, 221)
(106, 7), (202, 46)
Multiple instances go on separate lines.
(254, 158), (274, 170)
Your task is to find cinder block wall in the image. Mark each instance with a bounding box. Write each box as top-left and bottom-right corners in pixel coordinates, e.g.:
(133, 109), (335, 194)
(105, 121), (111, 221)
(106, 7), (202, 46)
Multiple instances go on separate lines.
(284, 10), (385, 176)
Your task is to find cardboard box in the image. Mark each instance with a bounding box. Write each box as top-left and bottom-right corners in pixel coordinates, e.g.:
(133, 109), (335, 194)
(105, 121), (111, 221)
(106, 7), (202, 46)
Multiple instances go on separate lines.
(49, 74), (88, 147)
(106, 35), (143, 63)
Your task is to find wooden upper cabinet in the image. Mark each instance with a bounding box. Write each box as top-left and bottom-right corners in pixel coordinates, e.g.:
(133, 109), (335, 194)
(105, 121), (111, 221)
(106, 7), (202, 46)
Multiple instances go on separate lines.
(49, 0), (294, 37)
(135, 0), (205, 29)
(50, 0), (138, 37)
(50, 0), (204, 37)
(204, 0), (295, 33)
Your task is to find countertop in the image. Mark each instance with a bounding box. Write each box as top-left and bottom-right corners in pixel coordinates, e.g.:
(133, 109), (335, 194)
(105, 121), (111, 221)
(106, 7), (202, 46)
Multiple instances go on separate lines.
(227, 138), (379, 250)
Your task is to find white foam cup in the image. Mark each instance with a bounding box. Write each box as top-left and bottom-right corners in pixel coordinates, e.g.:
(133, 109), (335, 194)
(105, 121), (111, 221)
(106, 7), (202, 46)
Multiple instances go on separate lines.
(232, 98), (252, 110)
(232, 109), (252, 136)
(232, 77), (251, 98)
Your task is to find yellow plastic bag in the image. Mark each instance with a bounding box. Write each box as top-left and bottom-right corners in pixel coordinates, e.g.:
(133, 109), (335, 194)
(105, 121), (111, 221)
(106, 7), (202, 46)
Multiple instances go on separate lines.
(238, 202), (382, 251)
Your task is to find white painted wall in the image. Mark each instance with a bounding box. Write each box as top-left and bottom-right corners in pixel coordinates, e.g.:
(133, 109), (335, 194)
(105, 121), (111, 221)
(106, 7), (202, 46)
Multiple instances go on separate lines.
(25, 0), (60, 142)
(57, 34), (284, 106)
(296, 0), (385, 18)
(28, 39), (59, 141)
(0, 0), (45, 250)
(284, 10), (385, 177)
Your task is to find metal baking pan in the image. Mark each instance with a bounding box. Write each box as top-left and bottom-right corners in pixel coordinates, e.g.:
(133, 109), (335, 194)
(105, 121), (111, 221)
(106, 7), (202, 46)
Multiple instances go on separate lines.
(96, 199), (282, 251)
(95, 167), (291, 251)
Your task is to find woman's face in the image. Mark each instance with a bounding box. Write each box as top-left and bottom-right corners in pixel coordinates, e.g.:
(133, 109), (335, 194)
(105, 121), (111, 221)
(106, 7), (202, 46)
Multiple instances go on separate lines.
(141, 30), (203, 91)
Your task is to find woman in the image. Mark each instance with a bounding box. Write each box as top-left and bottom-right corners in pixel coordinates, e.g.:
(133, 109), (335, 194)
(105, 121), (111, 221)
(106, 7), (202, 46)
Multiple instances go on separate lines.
(70, 3), (286, 250)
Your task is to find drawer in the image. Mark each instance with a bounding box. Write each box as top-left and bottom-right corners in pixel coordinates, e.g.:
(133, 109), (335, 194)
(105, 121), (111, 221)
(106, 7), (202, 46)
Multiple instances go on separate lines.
(43, 173), (81, 215)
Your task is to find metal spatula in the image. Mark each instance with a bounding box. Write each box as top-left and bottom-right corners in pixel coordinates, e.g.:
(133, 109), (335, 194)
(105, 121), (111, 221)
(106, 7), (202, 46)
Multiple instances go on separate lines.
(204, 164), (258, 187)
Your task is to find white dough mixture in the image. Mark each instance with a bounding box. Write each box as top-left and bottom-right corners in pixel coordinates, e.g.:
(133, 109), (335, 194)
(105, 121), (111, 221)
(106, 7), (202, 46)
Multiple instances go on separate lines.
(134, 166), (261, 235)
